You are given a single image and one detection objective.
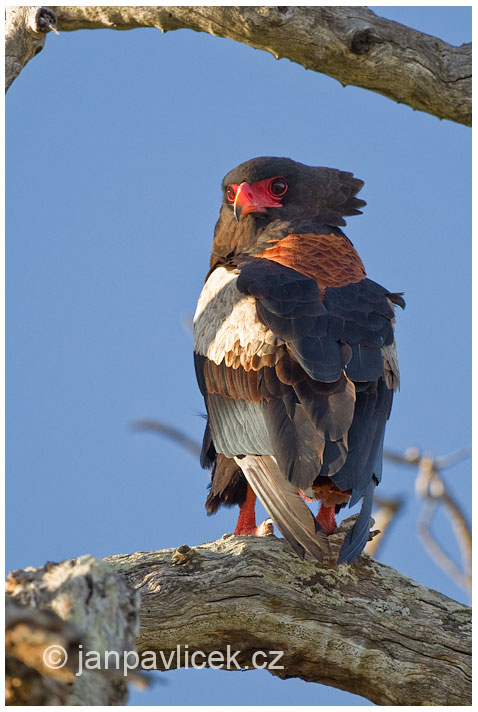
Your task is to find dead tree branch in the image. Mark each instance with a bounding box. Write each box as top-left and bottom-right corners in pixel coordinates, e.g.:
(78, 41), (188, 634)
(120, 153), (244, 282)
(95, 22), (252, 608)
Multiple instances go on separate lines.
(384, 447), (472, 592)
(6, 556), (141, 705)
(133, 419), (201, 458)
(6, 597), (82, 705)
(6, 526), (471, 706)
(5, 6), (471, 125)
(5, 6), (58, 91)
(365, 496), (404, 557)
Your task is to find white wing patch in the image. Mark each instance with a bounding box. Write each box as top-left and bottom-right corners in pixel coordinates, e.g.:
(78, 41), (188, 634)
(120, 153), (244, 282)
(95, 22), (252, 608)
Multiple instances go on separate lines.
(382, 341), (400, 390)
(381, 299), (400, 390)
(193, 266), (283, 370)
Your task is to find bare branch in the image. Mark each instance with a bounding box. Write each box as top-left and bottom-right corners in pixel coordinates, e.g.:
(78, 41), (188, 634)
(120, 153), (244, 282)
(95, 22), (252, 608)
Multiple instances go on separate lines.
(6, 528), (471, 706)
(417, 500), (471, 592)
(6, 555), (141, 705)
(6, 598), (82, 705)
(435, 444), (473, 470)
(415, 456), (472, 592)
(383, 446), (422, 466)
(5, 6), (58, 91)
(365, 496), (403, 557)
(384, 447), (472, 593)
(6, 6), (471, 125)
(133, 419), (201, 457)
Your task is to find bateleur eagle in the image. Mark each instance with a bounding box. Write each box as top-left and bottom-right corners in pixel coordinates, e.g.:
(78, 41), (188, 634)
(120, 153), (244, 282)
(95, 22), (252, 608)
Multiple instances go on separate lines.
(194, 156), (404, 564)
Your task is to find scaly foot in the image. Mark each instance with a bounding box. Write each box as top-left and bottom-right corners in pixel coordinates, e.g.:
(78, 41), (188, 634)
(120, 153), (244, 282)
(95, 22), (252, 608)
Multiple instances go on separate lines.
(235, 518), (274, 536)
(316, 503), (337, 535)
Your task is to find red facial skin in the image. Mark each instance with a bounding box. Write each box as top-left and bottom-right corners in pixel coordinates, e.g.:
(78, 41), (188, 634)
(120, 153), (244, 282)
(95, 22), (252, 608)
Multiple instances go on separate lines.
(227, 177), (287, 219)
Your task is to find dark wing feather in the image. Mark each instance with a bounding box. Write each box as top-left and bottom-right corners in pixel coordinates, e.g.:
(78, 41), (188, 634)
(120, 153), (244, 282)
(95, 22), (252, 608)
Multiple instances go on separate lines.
(335, 381), (393, 496)
(264, 399), (325, 492)
(206, 454), (247, 514)
(324, 280), (398, 382)
(338, 480), (376, 564)
(237, 257), (346, 382)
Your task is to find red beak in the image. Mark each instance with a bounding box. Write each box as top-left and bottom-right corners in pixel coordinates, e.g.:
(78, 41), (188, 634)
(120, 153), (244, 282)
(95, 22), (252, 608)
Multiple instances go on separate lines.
(234, 182), (283, 221)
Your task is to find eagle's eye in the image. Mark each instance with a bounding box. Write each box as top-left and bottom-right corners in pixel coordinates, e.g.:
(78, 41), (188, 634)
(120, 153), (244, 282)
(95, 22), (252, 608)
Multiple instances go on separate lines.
(226, 185), (236, 202)
(269, 178), (288, 197)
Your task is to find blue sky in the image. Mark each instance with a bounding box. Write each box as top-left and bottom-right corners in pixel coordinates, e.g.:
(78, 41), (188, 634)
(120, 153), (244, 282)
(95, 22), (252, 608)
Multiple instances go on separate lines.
(6, 5), (470, 706)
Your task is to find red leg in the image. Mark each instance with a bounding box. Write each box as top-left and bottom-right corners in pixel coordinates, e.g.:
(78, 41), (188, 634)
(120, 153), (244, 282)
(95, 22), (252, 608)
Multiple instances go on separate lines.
(316, 502), (337, 535)
(234, 484), (257, 534)
(234, 484), (273, 536)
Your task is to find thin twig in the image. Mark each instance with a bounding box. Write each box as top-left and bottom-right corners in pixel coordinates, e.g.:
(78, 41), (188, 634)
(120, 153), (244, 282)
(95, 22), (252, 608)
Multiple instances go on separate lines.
(414, 455), (472, 592)
(132, 420), (201, 458)
(417, 499), (471, 592)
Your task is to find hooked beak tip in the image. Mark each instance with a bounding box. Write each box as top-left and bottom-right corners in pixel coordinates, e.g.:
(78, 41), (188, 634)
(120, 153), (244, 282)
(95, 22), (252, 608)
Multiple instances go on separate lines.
(233, 189), (242, 222)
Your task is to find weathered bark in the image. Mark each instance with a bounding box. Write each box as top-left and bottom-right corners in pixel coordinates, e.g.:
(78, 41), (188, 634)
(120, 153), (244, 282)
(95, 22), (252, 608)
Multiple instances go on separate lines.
(6, 520), (471, 706)
(6, 555), (140, 705)
(6, 598), (83, 705)
(5, 6), (58, 91)
(6, 6), (471, 126)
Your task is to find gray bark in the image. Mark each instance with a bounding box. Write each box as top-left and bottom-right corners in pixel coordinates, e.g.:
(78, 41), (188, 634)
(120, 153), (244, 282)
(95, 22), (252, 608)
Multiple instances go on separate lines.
(5, 6), (58, 91)
(6, 520), (472, 706)
(6, 555), (140, 705)
(6, 6), (471, 126)
(6, 597), (83, 705)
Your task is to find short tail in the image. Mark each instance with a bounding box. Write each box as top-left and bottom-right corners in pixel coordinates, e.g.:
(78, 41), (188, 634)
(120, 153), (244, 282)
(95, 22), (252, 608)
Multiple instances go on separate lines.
(235, 454), (329, 562)
(337, 479), (375, 564)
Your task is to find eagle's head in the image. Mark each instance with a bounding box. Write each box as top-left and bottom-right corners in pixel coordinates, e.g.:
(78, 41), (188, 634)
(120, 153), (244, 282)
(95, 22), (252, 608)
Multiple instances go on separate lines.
(211, 156), (366, 264)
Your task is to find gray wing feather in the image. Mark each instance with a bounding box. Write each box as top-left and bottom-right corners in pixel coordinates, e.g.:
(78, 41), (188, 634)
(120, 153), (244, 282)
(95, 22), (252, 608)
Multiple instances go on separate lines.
(235, 455), (329, 561)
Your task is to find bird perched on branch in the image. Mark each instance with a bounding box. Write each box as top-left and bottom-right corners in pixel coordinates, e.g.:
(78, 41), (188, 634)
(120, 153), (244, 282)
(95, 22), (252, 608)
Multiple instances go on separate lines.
(194, 156), (404, 564)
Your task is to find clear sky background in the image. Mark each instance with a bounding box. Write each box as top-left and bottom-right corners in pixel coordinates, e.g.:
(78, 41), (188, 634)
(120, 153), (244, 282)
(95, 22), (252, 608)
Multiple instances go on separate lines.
(6, 5), (471, 707)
